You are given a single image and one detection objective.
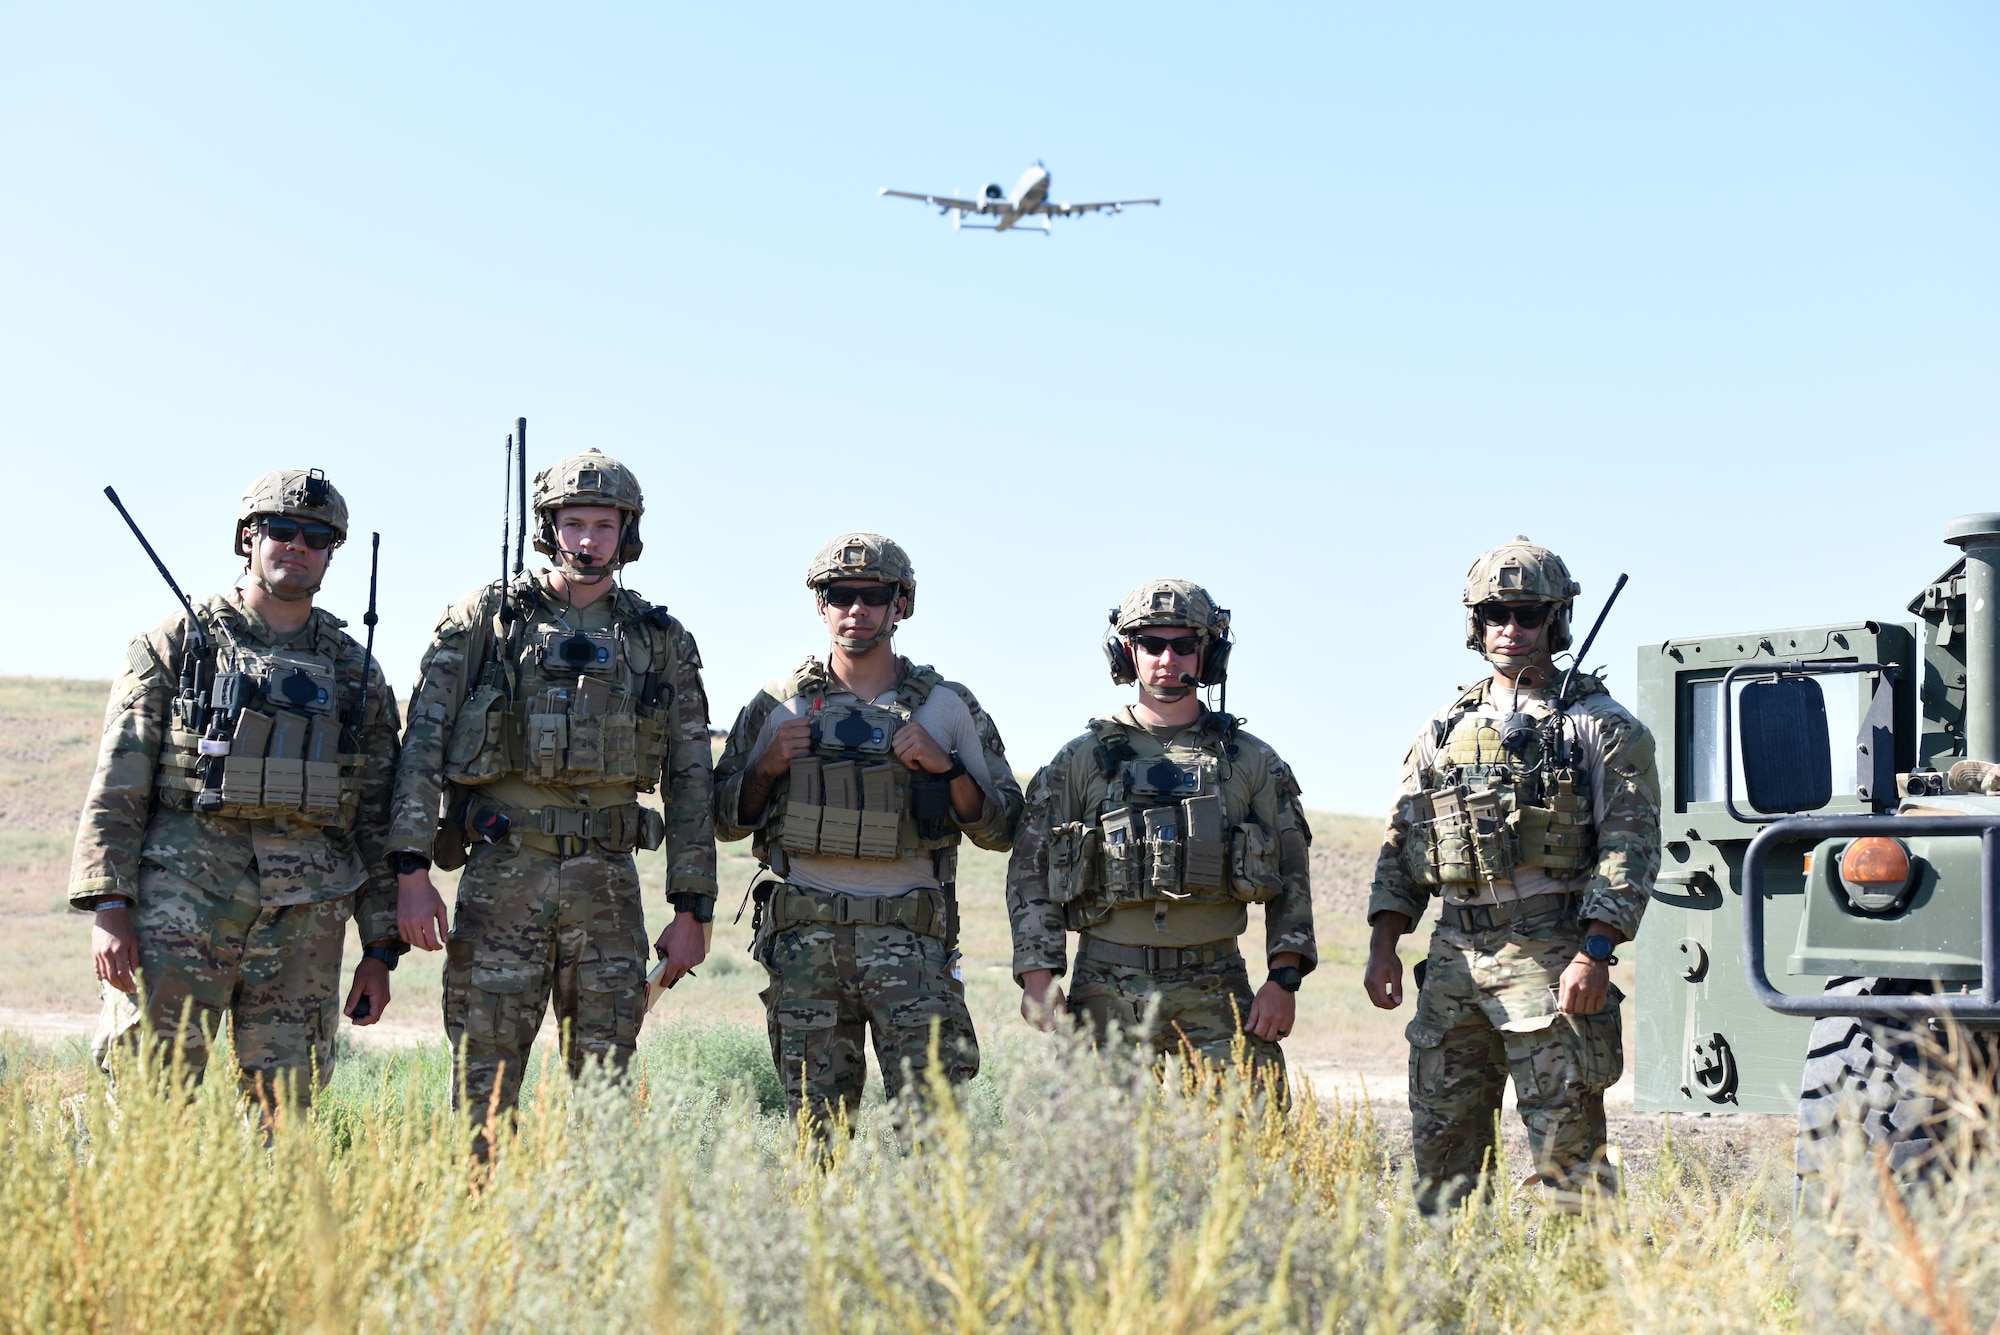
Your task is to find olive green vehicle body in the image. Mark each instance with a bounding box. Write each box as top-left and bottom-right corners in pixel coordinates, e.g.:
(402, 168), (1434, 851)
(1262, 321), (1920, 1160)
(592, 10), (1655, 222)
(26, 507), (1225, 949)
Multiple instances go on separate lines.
(1635, 515), (2000, 1115)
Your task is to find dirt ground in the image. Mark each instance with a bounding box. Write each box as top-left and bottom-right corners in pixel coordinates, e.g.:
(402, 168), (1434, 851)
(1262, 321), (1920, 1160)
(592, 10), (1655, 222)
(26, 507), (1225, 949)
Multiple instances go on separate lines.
(1, 674), (1774, 1172)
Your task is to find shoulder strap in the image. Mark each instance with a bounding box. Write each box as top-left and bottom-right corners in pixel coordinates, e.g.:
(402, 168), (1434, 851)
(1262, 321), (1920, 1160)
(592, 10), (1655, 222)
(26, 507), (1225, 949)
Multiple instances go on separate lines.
(897, 660), (944, 711)
(1085, 716), (1137, 779)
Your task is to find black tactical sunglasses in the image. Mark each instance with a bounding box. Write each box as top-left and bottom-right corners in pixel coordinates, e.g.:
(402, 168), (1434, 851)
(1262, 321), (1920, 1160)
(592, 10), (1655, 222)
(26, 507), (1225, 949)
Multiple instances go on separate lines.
(256, 517), (339, 550)
(1131, 633), (1203, 657)
(1474, 602), (1552, 629)
(821, 584), (897, 608)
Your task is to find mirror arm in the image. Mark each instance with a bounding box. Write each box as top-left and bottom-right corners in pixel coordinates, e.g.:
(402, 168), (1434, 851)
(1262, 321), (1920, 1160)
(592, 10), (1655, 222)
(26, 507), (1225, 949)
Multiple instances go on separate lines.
(1723, 660), (1896, 825)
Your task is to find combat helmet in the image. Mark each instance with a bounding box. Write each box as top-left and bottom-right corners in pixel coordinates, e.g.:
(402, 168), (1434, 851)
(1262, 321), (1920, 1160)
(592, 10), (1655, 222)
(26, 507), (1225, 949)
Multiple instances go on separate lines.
(1104, 577), (1233, 690)
(807, 532), (915, 655)
(532, 449), (645, 577)
(234, 468), (349, 600)
(1462, 537), (1580, 657)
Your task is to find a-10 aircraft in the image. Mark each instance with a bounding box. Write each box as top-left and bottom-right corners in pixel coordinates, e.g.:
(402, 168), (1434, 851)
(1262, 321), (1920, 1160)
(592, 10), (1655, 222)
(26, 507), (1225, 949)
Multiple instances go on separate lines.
(878, 161), (1160, 234)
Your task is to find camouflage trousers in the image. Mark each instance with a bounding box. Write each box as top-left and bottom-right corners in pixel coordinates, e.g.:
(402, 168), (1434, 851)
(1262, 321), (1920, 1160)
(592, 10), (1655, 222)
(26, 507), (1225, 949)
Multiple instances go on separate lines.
(444, 839), (650, 1120)
(1068, 942), (1286, 1090)
(759, 894), (978, 1126)
(1406, 917), (1625, 1212)
(94, 864), (351, 1105)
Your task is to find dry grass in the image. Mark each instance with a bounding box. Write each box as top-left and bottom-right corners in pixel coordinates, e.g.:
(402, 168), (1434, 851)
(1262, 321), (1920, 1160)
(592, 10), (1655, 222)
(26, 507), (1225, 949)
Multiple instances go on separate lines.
(11, 1014), (2000, 1334)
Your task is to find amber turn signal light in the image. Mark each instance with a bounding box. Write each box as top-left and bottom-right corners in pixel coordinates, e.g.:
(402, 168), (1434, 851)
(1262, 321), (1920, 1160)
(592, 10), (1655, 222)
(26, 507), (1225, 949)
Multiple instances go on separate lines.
(1839, 837), (1912, 886)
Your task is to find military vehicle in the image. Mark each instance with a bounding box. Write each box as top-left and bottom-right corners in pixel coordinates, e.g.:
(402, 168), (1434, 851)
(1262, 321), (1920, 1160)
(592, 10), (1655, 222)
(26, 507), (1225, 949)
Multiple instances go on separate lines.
(1634, 513), (2000, 1164)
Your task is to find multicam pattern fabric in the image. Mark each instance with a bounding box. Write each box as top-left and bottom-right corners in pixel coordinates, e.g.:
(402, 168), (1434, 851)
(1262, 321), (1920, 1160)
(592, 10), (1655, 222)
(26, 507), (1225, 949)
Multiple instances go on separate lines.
(69, 591), (401, 943)
(443, 840), (650, 1117)
(93, 864), (353, 1104)
(1404, 908), (1625, 1211)
(759, 917), (979, 1125)
(1067, 950), (1285, 1087)
(1005, 708), (1317, 978)
(1366, 674), (1661, 940)
(387, 574), (717, 905)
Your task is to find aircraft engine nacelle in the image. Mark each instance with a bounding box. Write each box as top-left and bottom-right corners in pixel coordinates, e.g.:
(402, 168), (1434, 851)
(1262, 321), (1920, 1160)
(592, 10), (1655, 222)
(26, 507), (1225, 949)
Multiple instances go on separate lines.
(982, 183), (1006, 204)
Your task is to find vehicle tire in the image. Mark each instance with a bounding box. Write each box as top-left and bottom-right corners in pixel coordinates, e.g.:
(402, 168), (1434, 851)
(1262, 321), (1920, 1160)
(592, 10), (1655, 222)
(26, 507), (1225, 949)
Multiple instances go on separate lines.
(1795, 977), (1943, 1176)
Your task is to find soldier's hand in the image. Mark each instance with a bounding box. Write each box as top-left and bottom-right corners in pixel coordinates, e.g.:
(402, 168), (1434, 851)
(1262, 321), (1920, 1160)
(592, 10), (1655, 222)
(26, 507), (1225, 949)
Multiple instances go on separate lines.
(92, 906), (140, 994)
(890, 722), (951, 773)
(1244, 981), (1296, 1041)
(345, 959), (390, 1026)
(397, 870), (451, 952)
(1019, 969), (1067, 1031)
(753, 717), (814, 781)
(1363, 946), (1405, 1010)
(656, 911), (709, 985)
(1557, 956), (1610, 1015)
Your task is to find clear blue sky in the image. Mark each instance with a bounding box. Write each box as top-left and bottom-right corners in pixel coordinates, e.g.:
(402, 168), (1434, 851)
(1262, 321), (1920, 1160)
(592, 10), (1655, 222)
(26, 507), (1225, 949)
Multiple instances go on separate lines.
(4, 4), (1993, 815)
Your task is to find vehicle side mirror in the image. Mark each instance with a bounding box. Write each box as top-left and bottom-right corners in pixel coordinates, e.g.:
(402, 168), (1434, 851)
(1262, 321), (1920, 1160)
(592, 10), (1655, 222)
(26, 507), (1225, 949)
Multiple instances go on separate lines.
(1739, 675), (1833, 814)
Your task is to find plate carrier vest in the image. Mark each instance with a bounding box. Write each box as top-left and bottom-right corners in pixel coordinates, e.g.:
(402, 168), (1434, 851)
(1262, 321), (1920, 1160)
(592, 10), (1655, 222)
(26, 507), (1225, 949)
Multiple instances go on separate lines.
(1043, 714), (1286, 932)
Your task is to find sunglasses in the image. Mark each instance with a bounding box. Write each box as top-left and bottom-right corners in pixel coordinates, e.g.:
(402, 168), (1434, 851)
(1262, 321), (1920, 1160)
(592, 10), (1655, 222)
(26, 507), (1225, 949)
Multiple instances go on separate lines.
(822, 584), (897, 608)
(1474, 603), (1552, 629)
(1132, 633), (1203, 657)
(257, 517), (339, 550)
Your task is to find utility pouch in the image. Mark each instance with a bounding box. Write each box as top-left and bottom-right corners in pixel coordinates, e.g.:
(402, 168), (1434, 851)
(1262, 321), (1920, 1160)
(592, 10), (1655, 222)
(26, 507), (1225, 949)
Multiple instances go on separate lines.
(636, 804), (666, 852)
(1045, 821), (1100, 906)
(1143, 805), (1185, 899)
(819, 761), (861, 858)
(302, 713), (342, 817)
(603, 694), (638, 781)
(1464, 786), (1514, 881)
(911, 770), (953, 840)
(263, 709), (309, 810)
(1229, 822), (1284, 902)
(1421, 785), (1478, 886)
(566, 676), (611, 776)
(223, 709), (273, 807)
(1099, 807), (1143, 899)
(433, 786), (472, 872)
(1181, 794), (1226, 889)
(445, 684), (510, 785)
(527, 686), (571, 781)
(857, 763), (901, 860)
(782, 758), (825, 854)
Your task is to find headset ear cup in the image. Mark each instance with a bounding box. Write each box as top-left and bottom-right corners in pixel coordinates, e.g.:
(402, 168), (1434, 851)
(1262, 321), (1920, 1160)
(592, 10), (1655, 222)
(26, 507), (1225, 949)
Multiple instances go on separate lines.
(1103, 636), (1137, 685)
(1549, 607), (1572, 652)
(621, 515), (643, 565)
(1198, 633), (1233, 687)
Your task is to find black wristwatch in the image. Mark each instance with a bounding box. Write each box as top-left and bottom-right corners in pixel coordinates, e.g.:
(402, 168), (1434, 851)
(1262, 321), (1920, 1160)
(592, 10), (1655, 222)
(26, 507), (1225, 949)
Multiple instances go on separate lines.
(1581, 934), (1618, 965)
(938, 751), (969, 783)
(668, 893), (715, 924)
(362, 943), (405, 971)
(388, 851), (431, 876)
(1268, 965), (1304, 994)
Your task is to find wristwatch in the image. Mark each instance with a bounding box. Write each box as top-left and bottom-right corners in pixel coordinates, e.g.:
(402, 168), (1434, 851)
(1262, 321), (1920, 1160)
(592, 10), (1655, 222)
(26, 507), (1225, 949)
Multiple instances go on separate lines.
(362, 943), (406, 971)
(1581, 934), (1618, 965)
(1267, 965), (1304, 994)
(938, 751), (969, 782)
(388, 851), (430, 876)
(668, 893), (716, 924)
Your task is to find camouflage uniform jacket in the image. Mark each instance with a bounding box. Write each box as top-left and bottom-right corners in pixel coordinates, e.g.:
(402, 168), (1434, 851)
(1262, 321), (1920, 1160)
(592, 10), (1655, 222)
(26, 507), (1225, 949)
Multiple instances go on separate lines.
(712, 655), (1022, 861)
(1366, 673), (1661, 940)
(387, 574), (718, 907)
(1006, 707), (1318, 980)
(69, 592), (401, 942)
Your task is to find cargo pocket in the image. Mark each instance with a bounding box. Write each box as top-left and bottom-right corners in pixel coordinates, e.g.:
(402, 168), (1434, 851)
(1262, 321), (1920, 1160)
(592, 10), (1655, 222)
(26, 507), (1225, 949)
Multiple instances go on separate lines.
(465, 961), (540, 1050)
(1045, 821), (1099, 906)
(1561, 985), (1625, 1094)
(445, 686), (509, 784)
(1228, 823), (1284, 903)
(773, 997), (840, 1031)
(576, 959), (644, 1045)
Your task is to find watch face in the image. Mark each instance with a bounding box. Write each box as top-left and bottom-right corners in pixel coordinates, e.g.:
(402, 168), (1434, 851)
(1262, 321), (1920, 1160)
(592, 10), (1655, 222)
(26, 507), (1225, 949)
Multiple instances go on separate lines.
(1585, 936), (1612, 961)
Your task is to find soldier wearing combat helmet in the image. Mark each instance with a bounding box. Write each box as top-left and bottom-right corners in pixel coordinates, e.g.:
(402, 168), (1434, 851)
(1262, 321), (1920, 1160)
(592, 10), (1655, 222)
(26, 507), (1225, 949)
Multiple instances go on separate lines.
(1005, 579), (1316, 1088)
(1364, 539), (1661, 1211)
(713, 532), (1021, 1130)
(76, 469), (403, 1103)
(389, 448), (715, 1132)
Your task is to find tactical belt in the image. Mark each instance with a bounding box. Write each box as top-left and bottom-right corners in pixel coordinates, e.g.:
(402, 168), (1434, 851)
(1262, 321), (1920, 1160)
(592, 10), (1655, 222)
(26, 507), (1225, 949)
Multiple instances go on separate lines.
(771, 885), (947, 939)
(479, 801), (649, 855)
(1079, 935), (1241, 973)
(1439, 891), (1575, 934)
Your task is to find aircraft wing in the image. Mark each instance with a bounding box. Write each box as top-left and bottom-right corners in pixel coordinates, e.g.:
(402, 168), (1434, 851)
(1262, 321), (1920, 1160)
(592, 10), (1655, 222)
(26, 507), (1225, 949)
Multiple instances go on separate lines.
(1038, 197), (1161, 216)
(878, 188), (993, 213)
